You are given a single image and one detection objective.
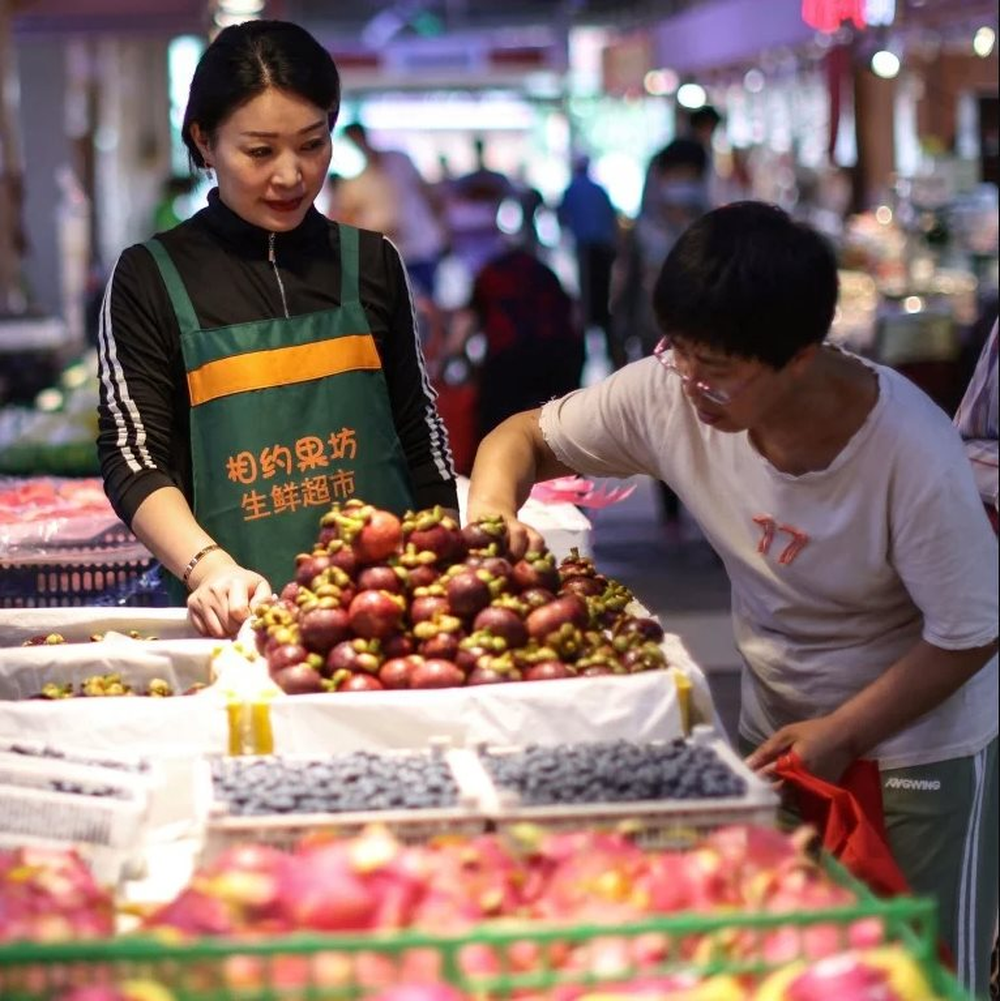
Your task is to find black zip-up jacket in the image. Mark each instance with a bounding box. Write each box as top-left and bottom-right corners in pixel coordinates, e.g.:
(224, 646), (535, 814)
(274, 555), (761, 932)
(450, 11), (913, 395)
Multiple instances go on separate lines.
(97, 190), (457, 529)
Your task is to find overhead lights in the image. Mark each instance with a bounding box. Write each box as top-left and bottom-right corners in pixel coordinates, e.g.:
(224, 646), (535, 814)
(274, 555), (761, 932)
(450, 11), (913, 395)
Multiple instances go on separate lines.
(212, 0), (264, 29)
(676, 82), (707, 109)
(973, 26), (996, 58)
(870, 49), (901, 78)
(643, 68), (679, 96)
(743, 68), (765, 94)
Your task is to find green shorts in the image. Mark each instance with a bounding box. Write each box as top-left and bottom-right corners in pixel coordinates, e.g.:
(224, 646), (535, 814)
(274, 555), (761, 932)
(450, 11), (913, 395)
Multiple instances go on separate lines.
(739, 736), (998, 999)
(880, 740), (998, 999)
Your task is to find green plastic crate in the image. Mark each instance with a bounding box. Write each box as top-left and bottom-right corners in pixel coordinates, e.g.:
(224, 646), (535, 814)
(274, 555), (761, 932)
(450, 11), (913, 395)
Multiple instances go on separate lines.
(0, 889), (971, 1000)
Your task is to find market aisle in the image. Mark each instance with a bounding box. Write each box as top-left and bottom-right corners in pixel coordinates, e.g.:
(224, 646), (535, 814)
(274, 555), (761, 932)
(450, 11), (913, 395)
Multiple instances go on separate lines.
(587, 473), (742, 743)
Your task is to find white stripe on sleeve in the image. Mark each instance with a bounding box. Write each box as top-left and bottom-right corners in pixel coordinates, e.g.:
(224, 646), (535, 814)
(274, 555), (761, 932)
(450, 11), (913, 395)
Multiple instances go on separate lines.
(97, 256), (157, 473)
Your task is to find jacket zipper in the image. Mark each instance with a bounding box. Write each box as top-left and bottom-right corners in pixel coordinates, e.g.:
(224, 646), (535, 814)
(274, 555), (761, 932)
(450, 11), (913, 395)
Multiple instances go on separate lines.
(267, 233), (291, 319)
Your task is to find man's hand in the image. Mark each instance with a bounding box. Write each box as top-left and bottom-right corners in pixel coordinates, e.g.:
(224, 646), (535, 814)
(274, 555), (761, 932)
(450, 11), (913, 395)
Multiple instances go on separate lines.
(499, 515), (547, 561)
(745, 715), (857, 784)
(187, 552), (272, 637)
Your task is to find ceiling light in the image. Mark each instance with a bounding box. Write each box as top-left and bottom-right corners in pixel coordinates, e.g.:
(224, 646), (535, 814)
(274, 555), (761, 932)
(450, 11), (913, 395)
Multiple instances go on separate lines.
(676, 82), (707, 109)
(870, 49), (900, 78)
(743, 68), (765, 93)
(973, 26), (996, 58)
(217, 0), (265, 13)
(644, 69), (679, 96)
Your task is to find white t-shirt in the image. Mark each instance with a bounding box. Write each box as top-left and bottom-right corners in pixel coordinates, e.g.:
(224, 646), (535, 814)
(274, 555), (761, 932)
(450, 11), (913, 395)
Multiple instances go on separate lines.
(378, 150), (446, 264)
(540, 351), (998, 769)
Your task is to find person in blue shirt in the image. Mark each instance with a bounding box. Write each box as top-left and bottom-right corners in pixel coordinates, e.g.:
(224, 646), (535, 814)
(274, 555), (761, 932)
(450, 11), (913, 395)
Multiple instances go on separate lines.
(558, 154), (622, 369)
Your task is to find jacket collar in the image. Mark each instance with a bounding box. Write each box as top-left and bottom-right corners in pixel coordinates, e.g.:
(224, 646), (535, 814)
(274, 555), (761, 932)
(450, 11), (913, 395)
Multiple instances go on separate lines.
(200, 187), (329, 255)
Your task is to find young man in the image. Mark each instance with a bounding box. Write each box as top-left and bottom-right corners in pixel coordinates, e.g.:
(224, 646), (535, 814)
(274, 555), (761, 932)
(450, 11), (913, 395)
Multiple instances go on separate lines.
(465, 201), (998, 996)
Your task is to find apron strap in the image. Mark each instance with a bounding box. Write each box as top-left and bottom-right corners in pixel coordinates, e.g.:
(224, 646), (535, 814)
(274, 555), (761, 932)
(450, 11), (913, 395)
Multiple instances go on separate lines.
(144, 239), (201, 337)
(338, 224), (360, 305)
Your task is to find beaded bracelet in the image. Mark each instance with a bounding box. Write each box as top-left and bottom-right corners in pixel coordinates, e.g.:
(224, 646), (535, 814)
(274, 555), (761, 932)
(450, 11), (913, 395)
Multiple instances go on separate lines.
(182, 543), (222, 586)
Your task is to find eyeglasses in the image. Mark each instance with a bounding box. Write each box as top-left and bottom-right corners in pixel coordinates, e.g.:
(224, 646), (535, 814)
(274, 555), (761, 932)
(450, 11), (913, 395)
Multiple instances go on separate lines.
(653, 336), (755, 407)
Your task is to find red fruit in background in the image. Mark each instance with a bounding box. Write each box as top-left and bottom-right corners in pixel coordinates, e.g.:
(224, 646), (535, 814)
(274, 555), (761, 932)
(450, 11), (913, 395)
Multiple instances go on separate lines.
(622, 642), (667, 673)
(146, 886), (236, 936)
(278, 845), (378, 930)
(266, 642), (309, 673)
(461, 515), (510, 556)
(410, 594), (449, 624)
(355, 510), (403, 564)
(327, 544), (360, 579)
(418, 632), (462, 662)
(614, 616), (666, 644)
(326, 639), (382, 676)
(445, 571), (491, 619)
(472, 607), (528, 649)
(348, 590), (405, 639)
(279, 581), (301, 602)
(520, 586), (555, 609)
(368, 986), (466, 1001)
(466, 665), (510, 686)
(525, 595), (588, 640)
(511, 553), (560, 593)
(406, 517), (466, 564)
(382, 633), (416, 659)
(405, 564), (439, 590)
(524, 660), (574, 681)
(410, 659), (464, 689)
(479, 556), (514, 586)
(295, 551), (331, 587)
(298, 607), (351, 655)
(357, 565), (403, 594)
(379, 655), (424, 689)
(340, 673), (384, 693)
(560, 576), (604, 598)
(273, 663), (324, 694)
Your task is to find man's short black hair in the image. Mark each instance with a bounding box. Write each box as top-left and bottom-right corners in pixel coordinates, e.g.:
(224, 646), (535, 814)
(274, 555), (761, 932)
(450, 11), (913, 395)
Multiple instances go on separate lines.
(652, 201), (839, 369)
(688, 105), (722, 132)
(651, 137), (708, 178)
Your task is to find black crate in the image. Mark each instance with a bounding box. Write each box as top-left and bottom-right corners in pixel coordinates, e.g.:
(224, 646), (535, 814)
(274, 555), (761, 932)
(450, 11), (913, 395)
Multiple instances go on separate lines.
(0, 526), (171, 608)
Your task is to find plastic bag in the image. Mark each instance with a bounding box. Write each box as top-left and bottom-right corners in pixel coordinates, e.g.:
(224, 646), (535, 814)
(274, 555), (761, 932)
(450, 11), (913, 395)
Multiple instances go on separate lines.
(773, 751), (910, 897)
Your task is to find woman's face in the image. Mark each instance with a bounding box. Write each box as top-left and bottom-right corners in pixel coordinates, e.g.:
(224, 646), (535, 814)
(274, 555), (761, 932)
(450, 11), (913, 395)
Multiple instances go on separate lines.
(193, 87), (332, 232)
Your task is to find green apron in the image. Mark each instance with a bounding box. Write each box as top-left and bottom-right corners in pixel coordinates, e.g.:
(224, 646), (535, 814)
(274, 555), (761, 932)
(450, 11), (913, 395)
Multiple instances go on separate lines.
(145, 224), (414, 596)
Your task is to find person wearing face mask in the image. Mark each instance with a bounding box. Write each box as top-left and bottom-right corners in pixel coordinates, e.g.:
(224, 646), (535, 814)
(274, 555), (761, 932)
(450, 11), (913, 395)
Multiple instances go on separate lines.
(96, 20), (457, 638)
(627, 136), (712, 531)
(466, 202), (997, 997)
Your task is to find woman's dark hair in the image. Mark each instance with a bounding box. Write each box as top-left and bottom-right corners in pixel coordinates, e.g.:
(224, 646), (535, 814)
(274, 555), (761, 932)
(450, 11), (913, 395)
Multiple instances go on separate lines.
(652, 201), (839, 369)
(182, 19), (340, 169)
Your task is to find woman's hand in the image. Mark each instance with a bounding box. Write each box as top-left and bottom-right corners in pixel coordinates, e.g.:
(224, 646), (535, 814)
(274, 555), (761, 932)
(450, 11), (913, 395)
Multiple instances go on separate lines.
(745, 715), (857, 784)
(186, 549), (272, 638)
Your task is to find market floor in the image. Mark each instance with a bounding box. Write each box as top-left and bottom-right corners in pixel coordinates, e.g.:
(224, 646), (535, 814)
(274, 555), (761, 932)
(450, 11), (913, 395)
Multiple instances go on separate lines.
(586, 473), (742, 744)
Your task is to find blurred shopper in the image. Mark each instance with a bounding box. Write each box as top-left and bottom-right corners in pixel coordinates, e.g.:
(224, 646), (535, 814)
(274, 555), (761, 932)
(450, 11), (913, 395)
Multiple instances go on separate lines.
(636, 137), (711, 298)
(683, 104), (724, 206)
(558, 153), (624, 370)
(442, 136), (515, 282)
(336, 121), (447, 299)
(96, 20), (457, 637)
(466, 202), (998, 996)
(954, 319), (998, 531)
(630, 136), (712, 530)
(446, 229), (584, 444)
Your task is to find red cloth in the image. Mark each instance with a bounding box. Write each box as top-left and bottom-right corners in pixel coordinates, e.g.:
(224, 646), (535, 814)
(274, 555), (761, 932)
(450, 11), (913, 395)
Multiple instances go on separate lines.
(773, 752), (957, 971)
(773, 751), (910, 898)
